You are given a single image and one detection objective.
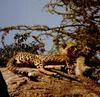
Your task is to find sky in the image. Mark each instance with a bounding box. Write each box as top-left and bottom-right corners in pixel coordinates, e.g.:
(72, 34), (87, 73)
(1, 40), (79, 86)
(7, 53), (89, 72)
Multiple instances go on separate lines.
(0, 0), (61, 49)
(0, 0), (61, 26)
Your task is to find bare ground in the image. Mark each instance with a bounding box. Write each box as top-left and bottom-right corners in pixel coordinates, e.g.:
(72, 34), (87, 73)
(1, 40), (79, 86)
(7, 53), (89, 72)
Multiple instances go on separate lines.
(0, 67), (100, 97)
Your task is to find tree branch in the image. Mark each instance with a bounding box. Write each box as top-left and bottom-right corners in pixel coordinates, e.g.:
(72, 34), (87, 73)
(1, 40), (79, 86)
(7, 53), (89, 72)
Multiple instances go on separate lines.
(0, 24), (85, 32)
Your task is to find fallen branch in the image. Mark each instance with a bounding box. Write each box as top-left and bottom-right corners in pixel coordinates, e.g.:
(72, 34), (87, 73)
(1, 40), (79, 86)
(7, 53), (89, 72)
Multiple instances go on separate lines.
(50, 69), (82, 83)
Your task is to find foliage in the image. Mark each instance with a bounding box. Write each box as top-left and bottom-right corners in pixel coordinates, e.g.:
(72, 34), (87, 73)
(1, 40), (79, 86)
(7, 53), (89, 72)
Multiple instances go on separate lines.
(45, 0), (100, 65)
(0, 32), (45, 66)
(0, 0), (100, 69)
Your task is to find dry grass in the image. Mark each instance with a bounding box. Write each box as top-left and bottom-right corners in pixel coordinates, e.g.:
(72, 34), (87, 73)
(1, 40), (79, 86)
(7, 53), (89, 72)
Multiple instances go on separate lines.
(0, 67), (100, 97)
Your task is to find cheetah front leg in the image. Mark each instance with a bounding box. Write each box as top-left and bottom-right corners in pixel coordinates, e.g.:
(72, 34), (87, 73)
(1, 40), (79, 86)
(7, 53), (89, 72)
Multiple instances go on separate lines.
(36, 64), (58, 77)
(39, 67), (58, 76)
(44, 65), (65, 70)
(29, 65), (64, 77)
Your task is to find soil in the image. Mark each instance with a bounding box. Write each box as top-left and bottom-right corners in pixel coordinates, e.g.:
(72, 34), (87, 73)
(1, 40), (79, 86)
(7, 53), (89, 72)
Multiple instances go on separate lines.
(0, 67), (100, 97)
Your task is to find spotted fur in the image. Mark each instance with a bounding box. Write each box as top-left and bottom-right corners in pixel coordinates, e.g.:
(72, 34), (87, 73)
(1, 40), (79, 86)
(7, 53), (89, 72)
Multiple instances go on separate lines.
(7, 52), (69, 77)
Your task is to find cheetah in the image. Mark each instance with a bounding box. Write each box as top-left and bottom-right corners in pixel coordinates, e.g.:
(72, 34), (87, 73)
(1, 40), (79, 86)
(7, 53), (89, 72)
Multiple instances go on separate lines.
(7, 51), (69, 78)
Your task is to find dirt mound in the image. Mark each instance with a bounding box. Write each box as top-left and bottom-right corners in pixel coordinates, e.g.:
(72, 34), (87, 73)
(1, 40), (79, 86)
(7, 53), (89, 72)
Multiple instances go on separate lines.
(0, 68), (100, 97)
